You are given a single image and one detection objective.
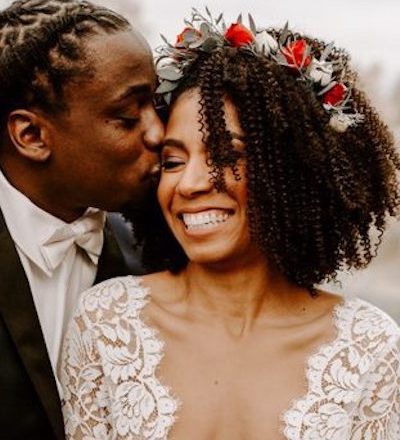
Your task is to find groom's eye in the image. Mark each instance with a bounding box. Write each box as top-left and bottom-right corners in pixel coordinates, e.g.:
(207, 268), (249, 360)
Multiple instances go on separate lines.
(117, 115), (140, 129)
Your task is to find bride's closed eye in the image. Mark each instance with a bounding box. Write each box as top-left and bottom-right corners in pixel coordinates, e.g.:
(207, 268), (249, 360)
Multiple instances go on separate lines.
(160, 155), (186, 171)
(160, 141), (187, 172)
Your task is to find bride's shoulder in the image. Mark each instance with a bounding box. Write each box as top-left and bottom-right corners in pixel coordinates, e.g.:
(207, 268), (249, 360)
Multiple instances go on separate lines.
(74, 275), (150, 322)
(336, 296), (400, 353)
(75, 272), (178, 320)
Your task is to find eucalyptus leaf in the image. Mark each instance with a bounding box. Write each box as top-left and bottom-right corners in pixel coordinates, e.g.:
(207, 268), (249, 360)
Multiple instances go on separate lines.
(248, 13), (257, 35)
(279, 30), (289, 46)
(216, 13), (223, 24)
(164, 93), (172, 106)
(279, 21), (289, 45)
(156, 80), (178, 94)
(189, 38), (206, 49)
(275, 53), (289, 65)
(201, 37), (218, 52)
(160, 34), (173, 47)
(157, 67), (183, 81)
(200, 22), (211, 36)
(205, 6), (212, 18)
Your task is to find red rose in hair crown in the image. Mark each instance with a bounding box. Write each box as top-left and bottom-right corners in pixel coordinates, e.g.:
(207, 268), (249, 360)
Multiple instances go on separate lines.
(225, 23), (254, 47)
(282, 39), (311, 68)
(323, 83), (347, 106)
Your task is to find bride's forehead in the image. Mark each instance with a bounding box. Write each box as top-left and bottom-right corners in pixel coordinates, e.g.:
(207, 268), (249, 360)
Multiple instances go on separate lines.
(169, 89), (242, 129)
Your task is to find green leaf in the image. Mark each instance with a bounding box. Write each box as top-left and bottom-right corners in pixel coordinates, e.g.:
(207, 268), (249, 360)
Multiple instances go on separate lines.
(248, 13), (257, 35)
(237, 13), (242, 24)
(205, 6), (212, 18)
(216, 13), (223, 25)
(189, 38), (206, 49)
(156, 80), (178, 94)
(160, 33), (173, 47)
(200, 22), (211, 36)
(279, 21), (289, 45)
(164, 93), (172, 105)
(157, 67), (183, 81)
(275, 53), (289, 65)
(201, 37), (218, 53)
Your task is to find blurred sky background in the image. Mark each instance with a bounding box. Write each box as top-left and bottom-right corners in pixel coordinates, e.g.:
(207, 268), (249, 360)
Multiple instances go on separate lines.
(1, 0), (399, 321)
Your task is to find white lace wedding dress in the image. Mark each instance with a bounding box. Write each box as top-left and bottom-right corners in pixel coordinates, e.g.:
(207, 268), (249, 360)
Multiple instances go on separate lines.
(61, 276), (400, 440)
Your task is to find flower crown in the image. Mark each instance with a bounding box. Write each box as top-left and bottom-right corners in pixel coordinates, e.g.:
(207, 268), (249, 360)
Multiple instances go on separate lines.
(155, 8), (364, 133)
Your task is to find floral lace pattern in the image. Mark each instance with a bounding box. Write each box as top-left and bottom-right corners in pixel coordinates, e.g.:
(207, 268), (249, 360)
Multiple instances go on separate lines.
(61, 276), (400, 439)
(282, 299), (400, 440)
(61, 276), (178, 439)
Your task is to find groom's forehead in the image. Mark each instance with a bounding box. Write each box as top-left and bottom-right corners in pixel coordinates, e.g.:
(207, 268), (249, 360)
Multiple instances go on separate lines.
(62, 30), (155, 106)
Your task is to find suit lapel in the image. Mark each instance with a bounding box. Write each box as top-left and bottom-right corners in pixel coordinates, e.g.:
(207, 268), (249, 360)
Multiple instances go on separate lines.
(95, 220), (131, 284)
(0, 210), (65, 440)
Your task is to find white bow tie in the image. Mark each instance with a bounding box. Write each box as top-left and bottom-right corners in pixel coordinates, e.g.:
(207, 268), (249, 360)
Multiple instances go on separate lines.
(40, 210), (106, 273)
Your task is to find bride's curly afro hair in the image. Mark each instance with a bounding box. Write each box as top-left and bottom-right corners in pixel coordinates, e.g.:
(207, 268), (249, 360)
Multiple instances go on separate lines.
(126, 41), (400, 291)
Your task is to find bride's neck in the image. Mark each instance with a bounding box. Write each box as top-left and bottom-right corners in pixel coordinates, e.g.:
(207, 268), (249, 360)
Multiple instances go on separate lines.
(180, 254), (306, 330)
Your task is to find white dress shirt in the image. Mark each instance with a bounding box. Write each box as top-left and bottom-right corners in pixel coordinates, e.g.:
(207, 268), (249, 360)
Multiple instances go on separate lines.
(0, 170), (105, 397)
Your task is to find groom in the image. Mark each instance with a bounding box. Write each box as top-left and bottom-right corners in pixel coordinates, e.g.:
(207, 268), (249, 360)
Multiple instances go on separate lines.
(0, 1), (163, 439)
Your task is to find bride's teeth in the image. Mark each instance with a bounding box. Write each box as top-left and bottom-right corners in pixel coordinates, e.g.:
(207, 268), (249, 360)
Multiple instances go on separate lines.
(182, 211), (230, 229)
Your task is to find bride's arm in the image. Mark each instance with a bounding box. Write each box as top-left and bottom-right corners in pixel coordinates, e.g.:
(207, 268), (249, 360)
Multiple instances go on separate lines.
(351, 335), (400, 439)
(60, 302), (113, 440)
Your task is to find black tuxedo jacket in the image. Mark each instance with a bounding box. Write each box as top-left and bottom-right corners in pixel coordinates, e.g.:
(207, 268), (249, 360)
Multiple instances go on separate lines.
(0, 210), (132, 439)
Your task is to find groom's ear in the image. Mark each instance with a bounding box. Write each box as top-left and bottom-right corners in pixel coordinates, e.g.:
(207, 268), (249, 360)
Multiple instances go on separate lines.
(7, 109), (52, 162)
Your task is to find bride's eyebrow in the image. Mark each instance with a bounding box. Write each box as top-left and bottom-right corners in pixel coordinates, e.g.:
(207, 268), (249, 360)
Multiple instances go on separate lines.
(161, 138), (186, 151)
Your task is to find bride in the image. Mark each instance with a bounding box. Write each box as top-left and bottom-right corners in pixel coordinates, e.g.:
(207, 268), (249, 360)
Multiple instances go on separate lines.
(61, 11), (400, 440)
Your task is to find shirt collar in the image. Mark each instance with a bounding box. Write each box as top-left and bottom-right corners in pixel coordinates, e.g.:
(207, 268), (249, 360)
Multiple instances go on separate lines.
(0, 169), (105, 275)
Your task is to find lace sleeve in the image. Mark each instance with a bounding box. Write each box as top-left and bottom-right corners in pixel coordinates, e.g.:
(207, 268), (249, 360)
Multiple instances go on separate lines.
(60, 276), (178, 440)
(60, 297), (113, 439)
(351, 335), (400, 439)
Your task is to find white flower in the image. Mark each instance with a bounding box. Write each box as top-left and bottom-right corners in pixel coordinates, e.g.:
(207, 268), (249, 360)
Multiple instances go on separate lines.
(309, 59), (334, 86)
(254, 30), (278, 55)
(328, 113), (353, 132)
(328, 112), (364, 132)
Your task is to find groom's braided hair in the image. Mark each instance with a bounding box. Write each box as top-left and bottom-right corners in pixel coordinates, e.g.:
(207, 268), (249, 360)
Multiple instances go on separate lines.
(0, 0), (130, 129)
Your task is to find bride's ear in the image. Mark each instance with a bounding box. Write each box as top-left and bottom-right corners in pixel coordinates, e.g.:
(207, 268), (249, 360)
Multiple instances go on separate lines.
(7, 109), (52, 162)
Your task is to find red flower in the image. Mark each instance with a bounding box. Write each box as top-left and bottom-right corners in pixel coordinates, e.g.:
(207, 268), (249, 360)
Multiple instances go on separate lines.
(176, 27), (202, 46)
(282, 39), (311, 69)
(323, 83), (347, 106)
(224, 23), (254, 47)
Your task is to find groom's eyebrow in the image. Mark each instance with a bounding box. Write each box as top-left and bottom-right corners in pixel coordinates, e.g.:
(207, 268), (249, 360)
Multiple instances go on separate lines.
(113, 84), (153, 103)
